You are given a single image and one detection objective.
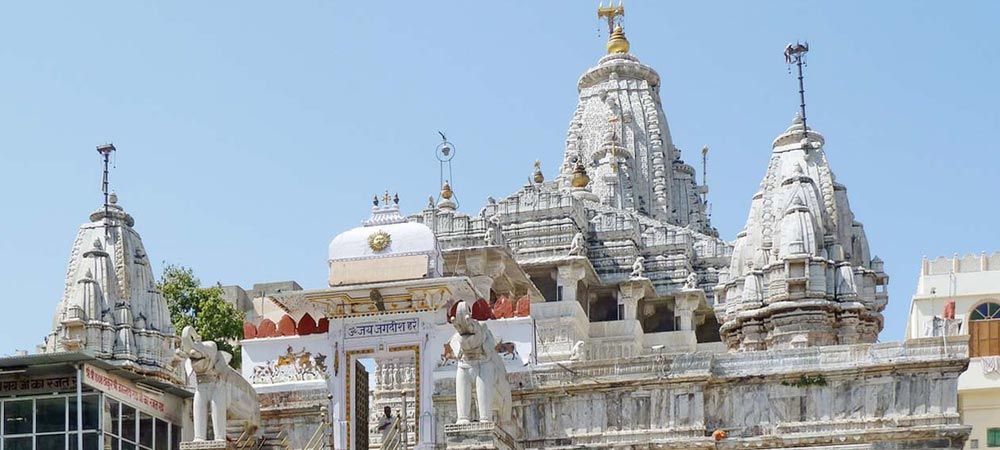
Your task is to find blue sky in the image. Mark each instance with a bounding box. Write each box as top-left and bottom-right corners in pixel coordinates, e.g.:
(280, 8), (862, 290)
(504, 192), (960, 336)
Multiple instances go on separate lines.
(1, 1), (997, 354)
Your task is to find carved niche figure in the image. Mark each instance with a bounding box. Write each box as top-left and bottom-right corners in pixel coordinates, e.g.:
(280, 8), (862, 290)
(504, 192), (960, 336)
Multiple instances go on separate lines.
(684, 272), (699, 290)
(569, 341), (587, 361)
(630, 256), (645, 279)
(180, 326), (260, 442)
(484, 226), (497, 246)
(568, 232), (587, 257)
(451, 300), (512, 426)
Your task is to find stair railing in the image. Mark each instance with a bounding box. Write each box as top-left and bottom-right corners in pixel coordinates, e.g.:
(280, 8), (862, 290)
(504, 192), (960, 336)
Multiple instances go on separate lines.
(380, 417), (403, 450)
(303, 407), (332, 450)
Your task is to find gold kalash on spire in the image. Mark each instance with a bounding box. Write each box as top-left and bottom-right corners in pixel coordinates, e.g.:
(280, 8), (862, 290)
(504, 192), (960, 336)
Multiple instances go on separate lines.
(598, 1), (629, 54)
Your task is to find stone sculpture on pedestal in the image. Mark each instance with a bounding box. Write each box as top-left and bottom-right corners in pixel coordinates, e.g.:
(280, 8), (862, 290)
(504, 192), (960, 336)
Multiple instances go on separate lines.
(567, 232), (586, 257)
(684, 271), (699, 290)
(451, 300), (512, 426)
(180, 326), (260, 443)
(630, 256), (645, 279)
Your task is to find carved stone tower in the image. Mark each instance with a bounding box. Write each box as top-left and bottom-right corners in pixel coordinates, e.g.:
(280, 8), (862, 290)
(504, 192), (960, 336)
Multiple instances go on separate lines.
(557, 22), (710, 233)
(714, 115), (889, 351)
(44, 193), (179, 381)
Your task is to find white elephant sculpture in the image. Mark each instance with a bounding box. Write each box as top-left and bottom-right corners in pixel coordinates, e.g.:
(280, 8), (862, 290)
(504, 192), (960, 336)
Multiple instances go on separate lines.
(452, 300), (512, 427)
(180, 326), (260, 441)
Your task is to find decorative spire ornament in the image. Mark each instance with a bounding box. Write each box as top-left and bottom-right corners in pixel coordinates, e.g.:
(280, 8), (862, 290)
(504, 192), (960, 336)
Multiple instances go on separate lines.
(783, 41), (810, 136)
(598, 2), (629, 54)
(96, 143), (116, 237)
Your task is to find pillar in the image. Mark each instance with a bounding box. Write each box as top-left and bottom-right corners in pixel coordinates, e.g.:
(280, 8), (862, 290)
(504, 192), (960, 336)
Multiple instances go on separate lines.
(618, 282), (646, 321)
(556, 265), (586, 304)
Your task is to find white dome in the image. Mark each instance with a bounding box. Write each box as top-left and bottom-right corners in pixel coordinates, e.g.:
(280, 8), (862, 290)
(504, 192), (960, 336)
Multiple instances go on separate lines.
(327, 204), (443, 285)
(328, 220), (439, 262)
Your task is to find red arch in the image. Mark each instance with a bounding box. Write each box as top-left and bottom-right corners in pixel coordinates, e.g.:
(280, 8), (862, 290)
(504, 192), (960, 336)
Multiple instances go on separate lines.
(471, 298), (495, 321)
(317, 317), (330, 333)
(243, 322), (258, 339)
(298, 313), (320, 335)
(257, 319), (277, 338)
(277, 315), (297, 336)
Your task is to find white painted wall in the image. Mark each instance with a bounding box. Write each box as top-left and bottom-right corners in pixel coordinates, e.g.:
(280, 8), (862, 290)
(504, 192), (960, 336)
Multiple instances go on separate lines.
(906, 253), (1000, 450)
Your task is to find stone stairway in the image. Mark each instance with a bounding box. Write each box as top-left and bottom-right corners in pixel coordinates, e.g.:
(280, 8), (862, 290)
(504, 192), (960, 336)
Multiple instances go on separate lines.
(226, 421), (290, 450)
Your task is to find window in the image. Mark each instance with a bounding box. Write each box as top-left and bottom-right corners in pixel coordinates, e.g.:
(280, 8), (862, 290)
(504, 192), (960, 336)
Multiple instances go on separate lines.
(139, 412), (154, 449)
(988, 428), (1000, 447)
(2, 395), (101, 450)
(4, 399), (33, 435)
(103, 397), (179, 450)
(972, 302), (1000, 320)
(970, 302), (1000, 357)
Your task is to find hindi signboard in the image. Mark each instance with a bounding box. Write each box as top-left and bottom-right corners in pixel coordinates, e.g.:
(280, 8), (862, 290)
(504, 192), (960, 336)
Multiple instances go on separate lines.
(0, 375), (76, 396)
(346, 318), (419, 339)
(82, 365), (182, 423)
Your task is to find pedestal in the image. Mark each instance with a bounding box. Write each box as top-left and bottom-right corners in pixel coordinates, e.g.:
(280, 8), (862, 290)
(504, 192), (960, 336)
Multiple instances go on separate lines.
(180, 441), (234, 450)
(444, 422), (522, 450)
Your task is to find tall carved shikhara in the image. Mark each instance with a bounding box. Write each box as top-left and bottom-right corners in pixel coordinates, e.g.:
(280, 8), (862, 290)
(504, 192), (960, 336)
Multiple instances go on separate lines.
(713, 43), (890, 351)
(43, 144), (180, 383)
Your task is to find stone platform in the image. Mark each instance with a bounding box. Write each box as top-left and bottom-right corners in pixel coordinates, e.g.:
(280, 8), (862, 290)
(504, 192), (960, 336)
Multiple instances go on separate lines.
(445, 422), (522, 450)
(180, 440), (234, 450)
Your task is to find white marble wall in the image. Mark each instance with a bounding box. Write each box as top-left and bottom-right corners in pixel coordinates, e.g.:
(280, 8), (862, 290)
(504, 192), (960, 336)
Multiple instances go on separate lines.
(433, 337), (969, 450)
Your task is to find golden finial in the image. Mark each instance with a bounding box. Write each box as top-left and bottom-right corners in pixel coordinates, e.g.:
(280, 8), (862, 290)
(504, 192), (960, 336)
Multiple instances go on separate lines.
(382, 190), (391, 205)
(533, 160), (544, 184)
(598, 1), (628, 54)
(441, 180), (453, 200)
(598, 1), (625, 35)
(607, 24), (630, 54)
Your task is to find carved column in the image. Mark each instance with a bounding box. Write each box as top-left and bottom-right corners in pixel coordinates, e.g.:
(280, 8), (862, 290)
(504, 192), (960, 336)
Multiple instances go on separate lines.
(675, 289), (705, 332)
(556, 264), (586, 304)
(618, 281), (647, 321)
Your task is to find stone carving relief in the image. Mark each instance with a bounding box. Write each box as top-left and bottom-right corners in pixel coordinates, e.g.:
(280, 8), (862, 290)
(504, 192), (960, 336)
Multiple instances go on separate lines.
(684, 271), (699, 290)
(630, 256), (645, 279)
(568, 232), (587, 257)
(250, 345), (329, 384)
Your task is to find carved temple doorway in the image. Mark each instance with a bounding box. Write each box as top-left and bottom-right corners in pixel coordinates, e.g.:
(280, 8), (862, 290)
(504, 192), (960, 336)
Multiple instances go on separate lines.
(348, 347), (420, 450)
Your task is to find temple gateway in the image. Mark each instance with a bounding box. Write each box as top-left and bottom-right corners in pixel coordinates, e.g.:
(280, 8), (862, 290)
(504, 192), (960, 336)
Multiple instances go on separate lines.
(5, 5), (972, 450)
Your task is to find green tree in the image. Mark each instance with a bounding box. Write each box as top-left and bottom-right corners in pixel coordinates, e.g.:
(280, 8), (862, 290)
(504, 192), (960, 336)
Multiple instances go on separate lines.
(159, 264), (245, 368)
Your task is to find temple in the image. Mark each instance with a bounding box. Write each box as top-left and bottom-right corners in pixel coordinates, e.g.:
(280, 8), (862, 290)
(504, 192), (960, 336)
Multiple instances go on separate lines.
(3, 5), (976, 450)
(714, 114), (889, 351)
(43, 191), (180, 382)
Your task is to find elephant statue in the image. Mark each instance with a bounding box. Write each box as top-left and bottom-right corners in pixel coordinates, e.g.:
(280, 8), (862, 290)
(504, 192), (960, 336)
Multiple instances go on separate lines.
(180, 326), (260, 441)
(451, 300), (512, 428)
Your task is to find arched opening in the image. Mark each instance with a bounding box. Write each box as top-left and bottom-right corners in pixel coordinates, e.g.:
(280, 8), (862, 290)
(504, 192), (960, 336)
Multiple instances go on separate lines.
(969, 301), (1000, 358)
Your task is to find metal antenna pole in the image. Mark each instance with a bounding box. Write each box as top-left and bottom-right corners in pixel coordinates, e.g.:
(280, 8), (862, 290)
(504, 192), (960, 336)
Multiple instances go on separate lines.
(784, 41), (810, 136)
(796, 55), (808, 132)
(96, 143), (117, 236)
(701, 146), (709, 204)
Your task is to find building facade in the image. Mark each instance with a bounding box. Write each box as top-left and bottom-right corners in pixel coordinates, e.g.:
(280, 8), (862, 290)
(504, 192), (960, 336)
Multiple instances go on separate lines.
(907, 252), (1000, 450)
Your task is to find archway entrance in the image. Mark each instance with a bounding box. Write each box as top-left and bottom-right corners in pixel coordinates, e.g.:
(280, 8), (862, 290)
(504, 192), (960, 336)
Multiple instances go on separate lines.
(347, 346), (420, 450)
